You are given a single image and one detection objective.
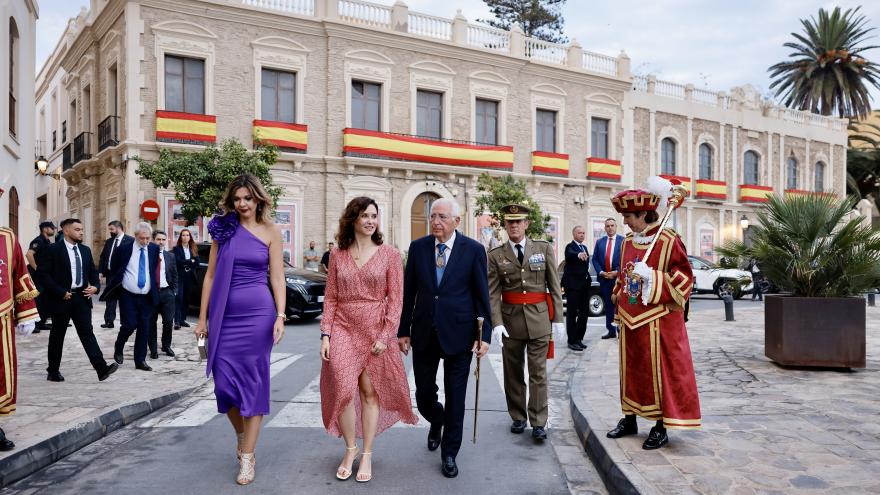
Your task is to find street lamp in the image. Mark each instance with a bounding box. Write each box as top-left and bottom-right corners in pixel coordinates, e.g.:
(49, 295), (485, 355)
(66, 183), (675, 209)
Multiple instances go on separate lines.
(34, 155), (48, 174)
(740, 214), (750, 230)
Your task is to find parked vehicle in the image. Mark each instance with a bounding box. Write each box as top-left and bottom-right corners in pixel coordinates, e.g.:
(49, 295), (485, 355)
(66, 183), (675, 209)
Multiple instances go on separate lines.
(190, 243), (326, 320)
(688, 255), (753, 299)
(558, 261), (605, 317)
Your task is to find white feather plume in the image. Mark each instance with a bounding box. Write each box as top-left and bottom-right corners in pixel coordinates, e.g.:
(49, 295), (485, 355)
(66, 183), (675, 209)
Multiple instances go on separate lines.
(647, 175), (673, 210)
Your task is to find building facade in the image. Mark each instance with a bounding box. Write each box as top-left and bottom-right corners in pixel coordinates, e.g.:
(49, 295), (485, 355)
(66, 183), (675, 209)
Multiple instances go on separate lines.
(41, 0), (848, 264)
(1, 0), (39, 244)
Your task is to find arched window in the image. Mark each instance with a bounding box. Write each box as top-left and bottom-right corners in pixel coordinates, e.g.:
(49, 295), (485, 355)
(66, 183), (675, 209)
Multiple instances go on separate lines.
(786, 157), (798, 190)
(698, 143), (713, 180)
(814, 161), (826, 192)
(8, 17), (19, 137)
(744, 150), (760, 185)
(661, 138), (676, 175)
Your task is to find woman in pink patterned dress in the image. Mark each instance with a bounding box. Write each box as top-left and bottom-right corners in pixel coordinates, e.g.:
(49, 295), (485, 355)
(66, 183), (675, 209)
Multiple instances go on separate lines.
(319, 196), (418, 483)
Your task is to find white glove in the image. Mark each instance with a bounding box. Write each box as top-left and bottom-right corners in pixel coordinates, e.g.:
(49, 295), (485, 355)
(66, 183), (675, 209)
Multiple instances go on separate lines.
(551, 322), (566, 343)
(632, 262), (654, 306)
(492, 325), (509, 347)
(15, 321), (36, 337)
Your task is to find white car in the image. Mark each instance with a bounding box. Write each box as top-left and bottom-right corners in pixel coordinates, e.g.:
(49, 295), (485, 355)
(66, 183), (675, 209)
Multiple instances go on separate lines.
(688, 255), (753, 299)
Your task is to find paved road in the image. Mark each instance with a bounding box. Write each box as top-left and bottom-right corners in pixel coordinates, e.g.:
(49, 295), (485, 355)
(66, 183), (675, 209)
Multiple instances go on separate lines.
(5, 317), (606, 495)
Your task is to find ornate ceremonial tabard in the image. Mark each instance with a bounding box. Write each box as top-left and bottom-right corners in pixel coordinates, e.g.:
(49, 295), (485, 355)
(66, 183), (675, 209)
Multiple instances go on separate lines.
(1, 228), (40, 416)
(611, 224), (701, 430)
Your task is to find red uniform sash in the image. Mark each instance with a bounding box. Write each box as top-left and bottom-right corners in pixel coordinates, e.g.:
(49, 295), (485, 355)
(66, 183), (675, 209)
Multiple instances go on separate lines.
(501, 291), (554, 321)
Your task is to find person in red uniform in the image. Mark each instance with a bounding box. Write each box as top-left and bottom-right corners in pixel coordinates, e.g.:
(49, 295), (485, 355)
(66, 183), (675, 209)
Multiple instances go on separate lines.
(605, 181), (701, 450)
(0, 226), (41, 451)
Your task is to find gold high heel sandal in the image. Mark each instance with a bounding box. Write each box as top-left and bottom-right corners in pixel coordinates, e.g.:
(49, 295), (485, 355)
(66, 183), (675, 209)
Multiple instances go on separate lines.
(356, 452), (372, 483)
(336, 445), (359, 480)
(236, 432), (245, 460)
(236, 453), (256, 485)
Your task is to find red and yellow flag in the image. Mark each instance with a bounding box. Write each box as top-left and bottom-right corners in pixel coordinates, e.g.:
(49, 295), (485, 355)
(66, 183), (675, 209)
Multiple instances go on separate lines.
(253, 120), (307, 151)
(586, 157), (621, 181)
(740, 184), (773, 203)
(155, 111), (216, 144)
(531, 151), (569, 176)
(695, 180), (727, 200)
(342, 128), (513, 169)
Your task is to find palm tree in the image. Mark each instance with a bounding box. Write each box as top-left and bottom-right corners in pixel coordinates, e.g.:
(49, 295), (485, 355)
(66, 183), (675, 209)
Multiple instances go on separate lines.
(768, 7), (880, 120)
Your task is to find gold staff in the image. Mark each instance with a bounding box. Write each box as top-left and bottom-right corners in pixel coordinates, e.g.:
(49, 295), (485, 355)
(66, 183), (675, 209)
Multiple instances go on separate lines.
(472, 316), (484, 444)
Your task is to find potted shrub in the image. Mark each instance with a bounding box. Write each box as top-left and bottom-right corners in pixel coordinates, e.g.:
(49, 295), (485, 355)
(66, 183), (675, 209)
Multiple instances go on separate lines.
(717, 194), (880, 368)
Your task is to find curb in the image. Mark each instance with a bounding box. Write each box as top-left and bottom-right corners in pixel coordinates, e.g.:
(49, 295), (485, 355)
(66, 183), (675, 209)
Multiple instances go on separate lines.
(0, 387), (197, 488)
(568, 347), (658, 495)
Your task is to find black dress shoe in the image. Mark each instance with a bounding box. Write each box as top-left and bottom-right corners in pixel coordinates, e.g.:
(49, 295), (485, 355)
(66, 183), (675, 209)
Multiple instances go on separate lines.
(98, 363), (119, 381)
(427, 422), (442, 451)
(47, 372), (65, 382)
(642, 426), (668, 450)
(180, 321), (190, 327)
(532, 426), (547, 440)
(567, 343), (585, 351)
(135, 362), (152, 371)
(162, 347), (176, 357)
(0, 428), (14, 452)
(510, 420), (527, 434)
(32, 328), (41, 334)
(114, 351), (123, 365)
(173, 324), (181, 330)
(606, 417), (638, 438)
(441, 456), (458, 478)
(149, 350), (159, 359)
(100, 322), (114, 329)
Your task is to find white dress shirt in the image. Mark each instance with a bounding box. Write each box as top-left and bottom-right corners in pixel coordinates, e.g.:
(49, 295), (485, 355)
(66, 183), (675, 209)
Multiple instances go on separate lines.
(182, 246), (191, 260)
(64, 240), (83, 289)
(107, 236), (120, 270)
(434, 230), (456, 265)
(508, 238), (527, 260)
(158, 251), (169, 289)
(122, 243), (151, 295)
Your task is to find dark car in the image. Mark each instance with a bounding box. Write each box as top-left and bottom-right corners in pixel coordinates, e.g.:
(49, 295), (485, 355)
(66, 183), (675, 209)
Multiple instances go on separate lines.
(190, 242), (326, 321)
(558, 261), (605, 317)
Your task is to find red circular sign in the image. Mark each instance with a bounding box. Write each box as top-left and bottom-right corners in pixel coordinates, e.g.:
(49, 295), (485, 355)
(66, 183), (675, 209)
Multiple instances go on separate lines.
(140, 199), (161, 221)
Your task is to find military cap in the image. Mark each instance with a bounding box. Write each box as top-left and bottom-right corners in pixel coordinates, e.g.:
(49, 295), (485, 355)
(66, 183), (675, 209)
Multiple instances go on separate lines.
(501, 203), (530, 221)
(39, 221), (57, 229)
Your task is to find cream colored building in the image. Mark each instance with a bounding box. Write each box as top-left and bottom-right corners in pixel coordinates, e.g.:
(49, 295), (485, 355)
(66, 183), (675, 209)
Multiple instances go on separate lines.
(40, 0), (847, 265)
(2, 0), (39, 245)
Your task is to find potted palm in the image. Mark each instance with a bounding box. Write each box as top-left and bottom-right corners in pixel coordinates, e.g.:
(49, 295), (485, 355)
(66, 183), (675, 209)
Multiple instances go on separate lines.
(717, 194), (880, 368)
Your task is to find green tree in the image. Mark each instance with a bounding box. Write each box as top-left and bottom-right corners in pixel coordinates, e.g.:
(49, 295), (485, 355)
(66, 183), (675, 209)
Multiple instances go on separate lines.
(847, 147), (880, 211)
(135, 139), (282, 225)
(479, 0), (568, 44)
(768, 6), (880, 120)
(474, 172), (550, 240)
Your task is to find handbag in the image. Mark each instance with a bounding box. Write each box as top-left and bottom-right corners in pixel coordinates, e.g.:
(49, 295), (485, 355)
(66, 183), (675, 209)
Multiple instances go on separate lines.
(197, 335), (208, 361)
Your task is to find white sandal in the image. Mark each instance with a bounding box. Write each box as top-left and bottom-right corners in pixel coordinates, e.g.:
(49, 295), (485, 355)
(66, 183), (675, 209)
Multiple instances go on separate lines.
(237, 453), (255, 485)
(356, 452), (372, 483)
(336, 445), (359, 480)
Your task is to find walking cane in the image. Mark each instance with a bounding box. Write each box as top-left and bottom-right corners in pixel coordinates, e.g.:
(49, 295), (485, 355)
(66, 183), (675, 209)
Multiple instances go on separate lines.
(472, 316), (484, 444)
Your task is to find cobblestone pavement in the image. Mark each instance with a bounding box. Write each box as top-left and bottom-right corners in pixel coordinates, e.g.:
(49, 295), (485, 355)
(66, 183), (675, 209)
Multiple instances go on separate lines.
(0, 301), (207, 464)
(576, 299), (880, 494)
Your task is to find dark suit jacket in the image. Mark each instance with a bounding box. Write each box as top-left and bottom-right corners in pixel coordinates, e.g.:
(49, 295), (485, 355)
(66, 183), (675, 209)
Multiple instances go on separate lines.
(160, 250), (178, 293)
(100, 242), (161, 304)
(37, 240), (101, 307)
(98, 234), (134, 276)
(172, 245), (200, 284)
(592, 235), (625, 288)
(398, 231), (492, 354)
(561, 241), (590, 291)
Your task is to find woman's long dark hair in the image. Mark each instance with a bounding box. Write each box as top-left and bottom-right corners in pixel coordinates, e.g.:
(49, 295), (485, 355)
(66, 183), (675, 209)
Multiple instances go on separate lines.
(335, 197), (384, 250)
(176, 228), (198, 253)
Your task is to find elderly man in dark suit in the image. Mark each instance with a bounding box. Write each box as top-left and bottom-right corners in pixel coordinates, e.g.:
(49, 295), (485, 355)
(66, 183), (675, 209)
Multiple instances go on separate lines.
(592, 218), (624, 339)
(98, 220), (133, 329)
(398, 198), (492, 479)
(38, 218), (118, 382)
(148, 230), (178, 358)
(561, 225), (591, 351)
(101, 222), (160, 371)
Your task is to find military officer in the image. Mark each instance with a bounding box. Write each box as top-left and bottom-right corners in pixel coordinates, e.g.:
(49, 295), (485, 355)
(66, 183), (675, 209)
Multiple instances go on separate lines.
(487, 204), (564, 441)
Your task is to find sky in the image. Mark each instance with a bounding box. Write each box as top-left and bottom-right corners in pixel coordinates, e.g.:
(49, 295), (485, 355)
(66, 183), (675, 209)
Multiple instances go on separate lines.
(34, 0), (880, 105)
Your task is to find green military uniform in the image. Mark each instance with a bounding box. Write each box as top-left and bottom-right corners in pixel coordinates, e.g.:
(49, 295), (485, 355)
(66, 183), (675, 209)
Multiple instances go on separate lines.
(487, 204), (563, 429)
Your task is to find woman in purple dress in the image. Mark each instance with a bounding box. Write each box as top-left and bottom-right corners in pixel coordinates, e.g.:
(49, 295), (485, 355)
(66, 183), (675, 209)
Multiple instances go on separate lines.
(194, 174), (286, 485)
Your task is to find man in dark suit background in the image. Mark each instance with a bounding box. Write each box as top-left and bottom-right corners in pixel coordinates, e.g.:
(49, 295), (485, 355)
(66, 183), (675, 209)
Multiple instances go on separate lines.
(592, 218), (624, 339)
(101, 222), (160, 371)
(98, 220), (133, 329)
(38, 218), (118, 382)
(398, 198), (491, 479)
(148, 230), (177, 358)
(561, 225), (590, 351)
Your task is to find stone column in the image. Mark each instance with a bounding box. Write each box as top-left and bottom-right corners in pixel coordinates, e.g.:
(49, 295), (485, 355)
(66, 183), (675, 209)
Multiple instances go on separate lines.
(567, 39), (582, 69)
(510, 25), (524, 57)
(451, 9), (467, 44)
(391, 1), (408, 33)
(618, 50), (631, 79)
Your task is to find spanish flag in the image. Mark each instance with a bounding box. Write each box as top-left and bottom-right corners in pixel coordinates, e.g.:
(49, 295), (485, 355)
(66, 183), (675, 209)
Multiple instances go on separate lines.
(343, 128), (513, 169)
(253, 120), (307, 151)
(586, 157), (621, 181)
(155, 111), (216, 144)
(531, 151), (569, 176)
(740, 184), (773, 203)
(695, 180), (727, 200)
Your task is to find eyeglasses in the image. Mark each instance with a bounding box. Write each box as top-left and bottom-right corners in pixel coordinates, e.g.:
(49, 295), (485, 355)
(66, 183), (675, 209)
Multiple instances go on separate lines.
(430, 213), (455, 221)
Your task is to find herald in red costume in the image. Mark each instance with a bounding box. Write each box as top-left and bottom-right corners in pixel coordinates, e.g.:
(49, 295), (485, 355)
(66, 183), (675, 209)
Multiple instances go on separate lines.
(1, 227), (40, 418)
(610, 188), (701, 431)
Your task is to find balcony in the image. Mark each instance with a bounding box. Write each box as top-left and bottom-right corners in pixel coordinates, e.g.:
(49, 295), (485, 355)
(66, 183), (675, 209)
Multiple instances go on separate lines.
(695, 180), (727, 201)
(342, 128), (513, 170)
(156, 110), (216, 145)
(531, 151), (569, 176)
(62, 143), (73, 170)
(253, 120), (307, 152)
(98, 116), (120, 151)
(73, 132), (93, 163)
(739, 184), (773, 203)
(586, 157), (621, 181)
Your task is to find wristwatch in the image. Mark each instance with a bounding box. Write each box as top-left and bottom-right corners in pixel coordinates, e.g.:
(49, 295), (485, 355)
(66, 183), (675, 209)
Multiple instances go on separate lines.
(321, 333), (331, 340)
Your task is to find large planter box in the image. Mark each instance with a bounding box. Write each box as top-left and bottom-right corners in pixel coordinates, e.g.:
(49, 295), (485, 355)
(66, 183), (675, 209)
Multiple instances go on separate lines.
(765, 295), (866, 368)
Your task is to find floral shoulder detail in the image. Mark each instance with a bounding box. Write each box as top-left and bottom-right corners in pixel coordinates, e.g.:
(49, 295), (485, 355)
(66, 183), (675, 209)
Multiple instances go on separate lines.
(207, 212), (239, 244)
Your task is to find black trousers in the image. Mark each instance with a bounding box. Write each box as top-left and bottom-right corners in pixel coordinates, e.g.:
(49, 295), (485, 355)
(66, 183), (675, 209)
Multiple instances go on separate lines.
(564, 287), (589, 344)
(150, 288), (176, 352)
(412, 331), (472, 460)
(600, 283), (617, 332)
(47, 291), (109, 376)
(175, 274), (192, 324)
(116, 291), (153, 364)
(103, 288), (118, 324)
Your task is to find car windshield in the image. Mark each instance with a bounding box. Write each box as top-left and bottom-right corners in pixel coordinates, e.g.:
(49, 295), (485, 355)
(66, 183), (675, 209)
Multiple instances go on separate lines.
(691, 256), (718, 269)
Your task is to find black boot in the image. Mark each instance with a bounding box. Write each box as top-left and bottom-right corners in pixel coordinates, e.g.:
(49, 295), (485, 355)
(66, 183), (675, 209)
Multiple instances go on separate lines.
(642, 421), (668, 450)
(606, 415), (637, 438)
(0, 427), (15, 451)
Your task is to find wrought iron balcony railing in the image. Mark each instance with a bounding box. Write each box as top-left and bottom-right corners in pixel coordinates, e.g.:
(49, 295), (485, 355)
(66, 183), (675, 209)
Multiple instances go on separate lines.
(98, 116), (120, 151)
(73, 131), (93, 163)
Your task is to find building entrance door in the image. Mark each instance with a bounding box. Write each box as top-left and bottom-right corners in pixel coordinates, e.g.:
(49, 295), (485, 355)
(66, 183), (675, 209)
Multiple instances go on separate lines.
(410, 192), (440, 240)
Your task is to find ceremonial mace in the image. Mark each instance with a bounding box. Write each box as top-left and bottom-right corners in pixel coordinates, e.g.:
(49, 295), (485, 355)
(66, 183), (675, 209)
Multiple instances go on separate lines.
(472, 316), (484, 444)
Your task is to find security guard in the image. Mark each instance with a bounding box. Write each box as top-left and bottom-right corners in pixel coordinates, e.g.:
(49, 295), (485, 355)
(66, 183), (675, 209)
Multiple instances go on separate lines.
(487, 204), (564, 441)
(26, 221), (57, 332)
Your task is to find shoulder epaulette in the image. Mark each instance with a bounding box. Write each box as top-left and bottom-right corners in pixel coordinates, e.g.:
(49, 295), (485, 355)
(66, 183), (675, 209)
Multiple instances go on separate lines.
(662, 227), (681, 238)
(488, 245), (505, 253)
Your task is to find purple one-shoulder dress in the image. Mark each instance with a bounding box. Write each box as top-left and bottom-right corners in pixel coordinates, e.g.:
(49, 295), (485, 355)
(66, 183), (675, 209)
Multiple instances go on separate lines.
(206, 214), (275, 417)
